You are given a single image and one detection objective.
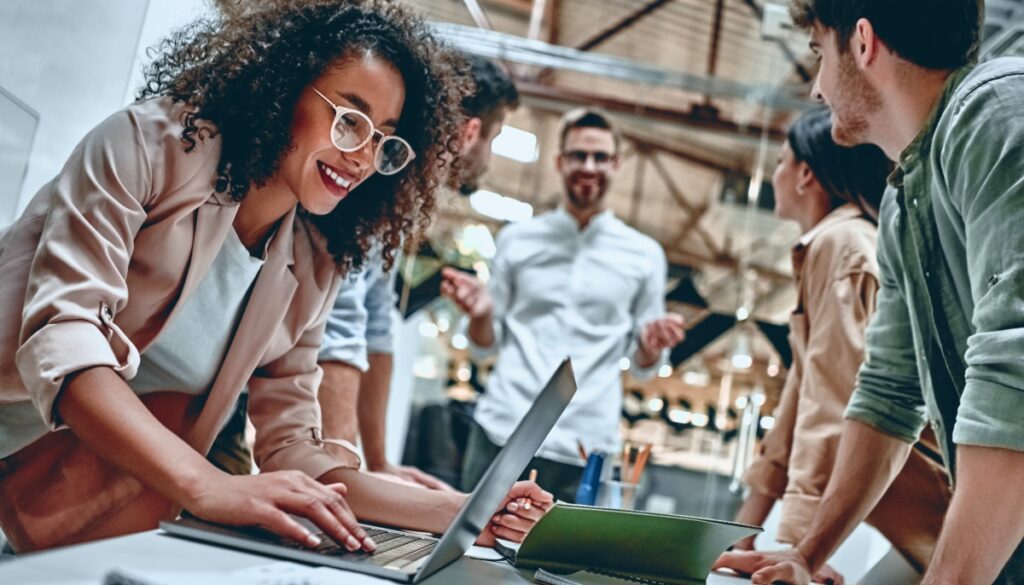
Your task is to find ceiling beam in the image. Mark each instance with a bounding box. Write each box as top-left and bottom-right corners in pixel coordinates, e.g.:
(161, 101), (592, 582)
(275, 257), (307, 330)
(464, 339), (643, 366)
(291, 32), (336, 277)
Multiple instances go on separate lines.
(526, 0), (548, 41)
(705, 0), (727, 81)
(665, 248), (791, 286)
(516, 80), (788, 143)
(649, 153), (722, 255)
(739, 0), (813, 82)
(575, 0), (675, 52)
(535, 0), (674, 82)
(482, 0), (533, 14)
(434, 22), (814, 111)
(462, 0), (495, 31)
(630, 148), (650, 226)
(630, 135), (738, 175)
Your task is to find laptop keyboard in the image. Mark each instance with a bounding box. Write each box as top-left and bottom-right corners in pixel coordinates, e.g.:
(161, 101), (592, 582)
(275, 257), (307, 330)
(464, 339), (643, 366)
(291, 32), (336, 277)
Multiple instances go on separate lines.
(286, 526), (437, 571)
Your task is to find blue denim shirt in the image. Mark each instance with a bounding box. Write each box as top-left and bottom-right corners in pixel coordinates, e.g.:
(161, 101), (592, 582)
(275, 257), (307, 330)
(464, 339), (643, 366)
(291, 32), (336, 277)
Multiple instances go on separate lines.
(318, 252), (396, 371)
(845, 58), (1024, 584)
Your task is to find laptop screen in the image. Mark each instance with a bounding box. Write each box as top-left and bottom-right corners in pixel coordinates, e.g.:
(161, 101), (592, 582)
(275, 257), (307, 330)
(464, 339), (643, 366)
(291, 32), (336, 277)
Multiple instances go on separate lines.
(413, 359), (576, 580)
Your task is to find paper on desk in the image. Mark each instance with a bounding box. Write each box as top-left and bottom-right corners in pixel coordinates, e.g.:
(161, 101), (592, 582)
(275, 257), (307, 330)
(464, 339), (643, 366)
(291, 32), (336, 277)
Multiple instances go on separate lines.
(463, 545), (505, 561)
(233, 562), (395, 584)
(103, 561), (394, 585)
(103, 568), (233, 585)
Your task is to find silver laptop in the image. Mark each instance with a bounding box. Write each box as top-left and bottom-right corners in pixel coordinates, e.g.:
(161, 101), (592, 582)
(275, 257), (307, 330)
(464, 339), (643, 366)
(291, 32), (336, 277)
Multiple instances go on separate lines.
(161, 359), (577, 583)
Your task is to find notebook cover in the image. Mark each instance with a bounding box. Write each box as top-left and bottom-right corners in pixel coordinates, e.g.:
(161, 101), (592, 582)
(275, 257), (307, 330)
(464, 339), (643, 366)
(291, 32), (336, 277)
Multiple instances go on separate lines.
(515, 504), (760, 585)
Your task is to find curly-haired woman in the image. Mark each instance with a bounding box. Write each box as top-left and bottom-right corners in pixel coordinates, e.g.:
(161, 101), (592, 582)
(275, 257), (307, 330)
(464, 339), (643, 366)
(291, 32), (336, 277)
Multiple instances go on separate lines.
(0, 0), (550, 554)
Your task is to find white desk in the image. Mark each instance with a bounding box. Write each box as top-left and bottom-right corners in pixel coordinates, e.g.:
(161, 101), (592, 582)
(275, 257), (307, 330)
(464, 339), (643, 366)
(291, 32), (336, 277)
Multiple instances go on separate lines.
(0, 530), (752, 585)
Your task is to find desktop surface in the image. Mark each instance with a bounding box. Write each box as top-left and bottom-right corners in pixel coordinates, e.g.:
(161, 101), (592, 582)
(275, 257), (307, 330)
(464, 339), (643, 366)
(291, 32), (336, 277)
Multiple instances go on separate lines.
(0, 530), (753, 585)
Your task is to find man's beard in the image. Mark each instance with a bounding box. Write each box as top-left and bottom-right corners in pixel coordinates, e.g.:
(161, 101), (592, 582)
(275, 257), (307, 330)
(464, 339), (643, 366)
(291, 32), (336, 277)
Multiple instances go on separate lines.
(564, 174), (608, 210)
(830, 54), (883, 146)
(453, 139), (489, 195)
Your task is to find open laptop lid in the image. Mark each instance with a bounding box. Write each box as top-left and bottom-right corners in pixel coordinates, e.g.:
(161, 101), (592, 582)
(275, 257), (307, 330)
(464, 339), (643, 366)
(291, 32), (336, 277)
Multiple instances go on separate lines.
(412, 359), (576, 581)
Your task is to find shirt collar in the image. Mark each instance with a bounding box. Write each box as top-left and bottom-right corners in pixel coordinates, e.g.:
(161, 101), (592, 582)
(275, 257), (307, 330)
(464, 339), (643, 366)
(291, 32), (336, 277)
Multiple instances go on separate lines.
(896, 65), (973, 174)
(553, 205), (614, 233)
(790, 203), (864, 272)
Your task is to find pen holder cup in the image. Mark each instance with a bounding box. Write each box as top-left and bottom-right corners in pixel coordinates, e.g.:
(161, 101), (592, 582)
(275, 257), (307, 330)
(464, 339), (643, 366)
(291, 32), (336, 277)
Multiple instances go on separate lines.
(595, 479), (641, 510)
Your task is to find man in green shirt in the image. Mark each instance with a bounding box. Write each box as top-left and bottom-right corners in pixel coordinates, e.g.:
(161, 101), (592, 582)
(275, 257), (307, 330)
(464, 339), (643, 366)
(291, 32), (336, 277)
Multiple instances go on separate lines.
(715, 1), (1024, 584)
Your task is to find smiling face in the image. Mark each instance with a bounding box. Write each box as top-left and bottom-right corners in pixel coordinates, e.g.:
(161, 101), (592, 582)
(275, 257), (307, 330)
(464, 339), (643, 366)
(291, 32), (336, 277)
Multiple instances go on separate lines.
(275, 52), (406, 216)
(556, 127), (619, 212)
(809, 24), (882, 147)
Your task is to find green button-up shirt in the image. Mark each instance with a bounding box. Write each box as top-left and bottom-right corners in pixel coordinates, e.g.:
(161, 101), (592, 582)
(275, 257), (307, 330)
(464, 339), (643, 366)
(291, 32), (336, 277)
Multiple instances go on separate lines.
(845, 57), (1024, 583)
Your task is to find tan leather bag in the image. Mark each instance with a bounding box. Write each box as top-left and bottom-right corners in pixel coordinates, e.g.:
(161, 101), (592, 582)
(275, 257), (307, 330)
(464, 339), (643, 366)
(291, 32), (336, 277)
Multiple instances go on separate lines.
(0, 392), (199, 553)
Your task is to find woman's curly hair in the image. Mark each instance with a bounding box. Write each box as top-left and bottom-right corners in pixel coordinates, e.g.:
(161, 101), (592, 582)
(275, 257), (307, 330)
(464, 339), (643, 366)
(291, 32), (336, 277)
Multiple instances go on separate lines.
(139, 0), (470, 273)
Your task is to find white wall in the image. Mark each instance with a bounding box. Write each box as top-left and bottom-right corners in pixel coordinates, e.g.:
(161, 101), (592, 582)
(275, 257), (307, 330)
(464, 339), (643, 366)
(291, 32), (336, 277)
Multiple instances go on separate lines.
(123, 0), (214, 105)
(0, 0), (211, 220)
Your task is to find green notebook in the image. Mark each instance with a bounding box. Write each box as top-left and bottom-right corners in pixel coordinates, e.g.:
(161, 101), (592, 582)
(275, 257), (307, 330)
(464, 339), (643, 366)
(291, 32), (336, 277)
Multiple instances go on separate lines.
(513, 503), (760, 585)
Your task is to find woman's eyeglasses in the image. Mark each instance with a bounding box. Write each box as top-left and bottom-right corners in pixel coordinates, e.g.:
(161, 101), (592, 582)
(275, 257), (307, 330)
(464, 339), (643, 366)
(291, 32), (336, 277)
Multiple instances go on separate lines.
(313, 88), (415, 176)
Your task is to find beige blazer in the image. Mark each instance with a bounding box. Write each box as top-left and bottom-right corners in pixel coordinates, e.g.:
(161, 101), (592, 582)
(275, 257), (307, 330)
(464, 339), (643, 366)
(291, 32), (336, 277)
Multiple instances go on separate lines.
(0, 98), (358, 550)
(743, 205), (950, 572)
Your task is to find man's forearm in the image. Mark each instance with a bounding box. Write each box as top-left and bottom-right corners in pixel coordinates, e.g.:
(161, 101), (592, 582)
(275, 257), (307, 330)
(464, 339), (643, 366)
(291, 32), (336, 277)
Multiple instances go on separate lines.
(318, 361), (363, 444)
(921, 445), (1024, 585)
(795, 419), (913, 570)
(319, 467), (464, 534)
(358, 353), (393, 470)
(632, 343), (660, 369)
(467, 313), (496, 350)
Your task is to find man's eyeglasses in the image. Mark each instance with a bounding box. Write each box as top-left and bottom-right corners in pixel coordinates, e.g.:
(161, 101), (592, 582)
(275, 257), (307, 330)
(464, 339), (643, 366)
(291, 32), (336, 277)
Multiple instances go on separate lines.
(561, 150), (616, 169)
(313, 88), (415, 176)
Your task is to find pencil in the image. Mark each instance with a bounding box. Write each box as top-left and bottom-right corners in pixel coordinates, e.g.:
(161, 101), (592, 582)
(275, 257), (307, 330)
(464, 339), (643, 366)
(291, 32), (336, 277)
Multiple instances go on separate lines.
(630, 443), (653, 485)
(621, 442), (632, 484)
(576, 439), (588, 464)
(524, 468), (539, 511)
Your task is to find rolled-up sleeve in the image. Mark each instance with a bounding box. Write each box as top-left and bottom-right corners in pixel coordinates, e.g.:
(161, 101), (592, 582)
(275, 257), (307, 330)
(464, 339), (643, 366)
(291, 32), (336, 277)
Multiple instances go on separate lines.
(846, 197), (928, 443)
(940, 79), (1024, 452)
(363, 265), (397, 355)
(318, 270), (370, 372)
(251, 286), (360, 479)
(14, 107), (156, 428)
(744, 365), (800, 500)
(627, 244), (668, 380)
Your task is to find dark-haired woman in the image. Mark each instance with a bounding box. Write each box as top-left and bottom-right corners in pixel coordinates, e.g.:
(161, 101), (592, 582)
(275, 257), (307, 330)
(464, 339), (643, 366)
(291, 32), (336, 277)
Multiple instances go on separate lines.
(714, 109), (950, 584)
(0, 0), (549, 554)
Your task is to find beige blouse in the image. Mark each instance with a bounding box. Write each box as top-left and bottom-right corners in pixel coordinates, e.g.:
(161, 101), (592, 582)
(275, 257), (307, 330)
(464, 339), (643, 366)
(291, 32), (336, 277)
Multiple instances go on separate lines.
(743, 204), (950, 572)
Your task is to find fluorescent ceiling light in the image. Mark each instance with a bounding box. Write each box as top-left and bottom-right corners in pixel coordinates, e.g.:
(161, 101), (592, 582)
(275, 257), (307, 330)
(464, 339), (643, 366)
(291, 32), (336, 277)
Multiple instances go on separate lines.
(469, 189), (534, 223)
(491, 126), (538, 163)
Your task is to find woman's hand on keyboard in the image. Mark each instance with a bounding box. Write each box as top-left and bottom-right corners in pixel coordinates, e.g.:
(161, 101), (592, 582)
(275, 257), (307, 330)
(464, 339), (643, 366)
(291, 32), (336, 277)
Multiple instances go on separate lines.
(477, 480), (554, 545)
(183, 470), (377, 553)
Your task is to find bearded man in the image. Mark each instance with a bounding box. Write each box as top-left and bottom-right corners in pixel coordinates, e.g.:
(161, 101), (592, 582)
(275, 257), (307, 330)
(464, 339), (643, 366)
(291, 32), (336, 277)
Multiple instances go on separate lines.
(442, 108), (685, 502)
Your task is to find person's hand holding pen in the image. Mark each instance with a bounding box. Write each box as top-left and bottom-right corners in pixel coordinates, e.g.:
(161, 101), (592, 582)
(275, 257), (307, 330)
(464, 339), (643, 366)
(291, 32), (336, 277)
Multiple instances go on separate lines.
(477, 473), (553, 546)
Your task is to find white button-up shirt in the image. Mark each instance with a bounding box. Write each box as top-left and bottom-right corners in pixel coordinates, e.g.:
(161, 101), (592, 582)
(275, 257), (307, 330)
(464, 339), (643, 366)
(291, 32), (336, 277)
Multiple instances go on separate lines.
(471, 207), (667, 465)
